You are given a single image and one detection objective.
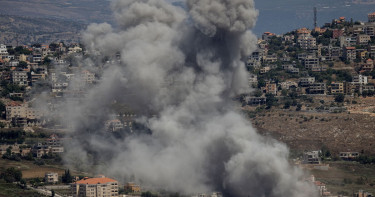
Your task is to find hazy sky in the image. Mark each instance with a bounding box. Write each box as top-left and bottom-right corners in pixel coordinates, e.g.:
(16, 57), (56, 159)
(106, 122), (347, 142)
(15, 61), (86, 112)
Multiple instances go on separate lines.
(168, 0), (374, 36)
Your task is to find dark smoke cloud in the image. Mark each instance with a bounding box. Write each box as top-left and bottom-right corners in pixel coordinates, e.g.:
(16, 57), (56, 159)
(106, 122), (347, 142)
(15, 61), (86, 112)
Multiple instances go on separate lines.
(62, 0), (318, 196)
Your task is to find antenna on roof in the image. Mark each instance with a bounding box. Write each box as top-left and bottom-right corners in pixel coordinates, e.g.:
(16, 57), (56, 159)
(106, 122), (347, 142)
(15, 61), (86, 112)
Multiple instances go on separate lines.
(314, 7), (317, 29)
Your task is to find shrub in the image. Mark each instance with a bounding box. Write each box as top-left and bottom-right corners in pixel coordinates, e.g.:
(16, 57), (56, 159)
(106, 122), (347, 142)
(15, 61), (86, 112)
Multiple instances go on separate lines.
(0, 167), (22, 183)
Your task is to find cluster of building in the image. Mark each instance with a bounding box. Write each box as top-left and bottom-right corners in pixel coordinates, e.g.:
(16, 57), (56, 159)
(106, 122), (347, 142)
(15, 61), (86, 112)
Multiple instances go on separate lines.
(305, 175), (373, 197)
(0, 43), (90, 87)
(244, 12), (375, 106)
(302, 150), (360, 165)
(0, 133), (65, 159)
(105, 114), (136, 132)
(0, 42), (98, 129)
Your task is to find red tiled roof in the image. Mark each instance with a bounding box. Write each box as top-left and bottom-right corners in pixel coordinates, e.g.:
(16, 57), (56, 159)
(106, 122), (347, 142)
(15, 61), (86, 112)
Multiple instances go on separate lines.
(7, 101), (22, 107)
(314, 181), (326, 186)
(75, 177), (117, 185)
(346, 47), (355, 50)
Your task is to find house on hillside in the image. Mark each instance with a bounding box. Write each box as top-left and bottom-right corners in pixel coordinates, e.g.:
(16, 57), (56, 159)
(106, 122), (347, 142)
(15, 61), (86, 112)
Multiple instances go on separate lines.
(71, 176), (119, 197)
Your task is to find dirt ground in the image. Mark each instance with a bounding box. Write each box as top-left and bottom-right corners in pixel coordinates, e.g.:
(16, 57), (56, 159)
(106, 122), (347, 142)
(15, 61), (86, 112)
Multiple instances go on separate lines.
(0, 159), (65, 179)
(310, 162), (375, 195)
(249, 97), (375, 155)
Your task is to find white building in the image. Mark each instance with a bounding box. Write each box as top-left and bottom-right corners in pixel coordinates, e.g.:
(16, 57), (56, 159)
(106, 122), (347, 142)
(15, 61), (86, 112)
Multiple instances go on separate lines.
(12, 71), (28, 86)
(45, 172), (59, 184)
(81, 70), (95, 84)
(71, 176), (119, 197)
(0, 44), (8, 57)
(105, 119), (124, 132)
(302, 151), (321, 164)
(353, 75), (368, 85)
(298, 35), (316, 49)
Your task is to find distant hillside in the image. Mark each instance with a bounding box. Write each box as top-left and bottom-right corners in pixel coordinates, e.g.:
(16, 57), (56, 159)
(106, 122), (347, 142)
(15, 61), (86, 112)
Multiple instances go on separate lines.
(0, 15), (86, 46)
(0, 0), (113, 24)
(0, 0), (374, 39)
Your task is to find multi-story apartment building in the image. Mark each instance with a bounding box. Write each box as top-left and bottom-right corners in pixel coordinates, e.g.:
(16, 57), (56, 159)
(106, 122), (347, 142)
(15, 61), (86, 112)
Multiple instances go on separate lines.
(299, 77), (316, 87)
(307, 83), (326, 94)
(248, 74), (258, 87)
(353, 75), (368, 85)
(357, 34), (371, 45)
(12, 71), (28, 86)
(0, 44), (8, 57)
(298, 35), (316, 50)
(330, 82), (344, 94)
(81, 70), (95, 84)
(304, 56), (320, 71)
(343, 47), (356, 61)
(247, 49), (263, 68)
(33, 142), (64, 158)
(369, 45), (375, 58)
(72, 176), (119, 197)
(339, 36), (356, 47)
(5, 102), (43, 120)
(260, 66), (271, 74)
(32, 53), (42, 63)
(243, 96), (267, 106)
(264, 82), (277, 95)
(31, 72), (46, 84)
(329, 46), (342, 60)
(302, 151), (321, 164)
(364, 23), (375, 37)
(344, 82), (357, 95)
(6, 102), (27, 120)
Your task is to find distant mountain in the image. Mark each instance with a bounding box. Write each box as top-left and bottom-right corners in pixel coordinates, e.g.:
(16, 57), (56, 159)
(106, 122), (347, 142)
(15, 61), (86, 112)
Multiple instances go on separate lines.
(0, 0), (113, 24)
(0, 0), (374, 41)
(0, 15), (86, 45)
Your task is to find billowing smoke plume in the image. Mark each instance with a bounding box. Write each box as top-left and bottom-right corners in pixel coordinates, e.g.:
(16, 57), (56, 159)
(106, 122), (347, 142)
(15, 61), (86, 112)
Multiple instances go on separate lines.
(62, 0), (318, 196)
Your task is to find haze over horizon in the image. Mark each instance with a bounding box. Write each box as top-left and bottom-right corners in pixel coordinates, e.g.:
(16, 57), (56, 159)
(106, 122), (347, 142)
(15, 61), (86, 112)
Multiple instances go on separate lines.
(0, 0), (374, 37)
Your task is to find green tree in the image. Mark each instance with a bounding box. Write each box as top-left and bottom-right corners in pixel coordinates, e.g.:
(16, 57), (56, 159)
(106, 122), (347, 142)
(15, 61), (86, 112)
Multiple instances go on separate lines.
(334, 94), (345, 103)
(0, 167), (22, 183)
(265, 93), (277, 109)
(281, 89), (288, 96)
(18, 61), (28, 68)
(296, 104), (302, 111)
(62, 169), (72, 183)
(284, 100), (291, 109)
(253, 90), (263, 97)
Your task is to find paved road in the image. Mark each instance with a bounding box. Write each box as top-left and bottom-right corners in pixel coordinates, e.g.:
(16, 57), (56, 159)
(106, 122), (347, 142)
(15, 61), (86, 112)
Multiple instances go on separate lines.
(27, 185), (64, 197)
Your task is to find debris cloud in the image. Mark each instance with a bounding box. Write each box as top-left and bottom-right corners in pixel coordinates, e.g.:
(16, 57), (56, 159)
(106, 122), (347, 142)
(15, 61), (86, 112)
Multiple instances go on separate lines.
(63, 0), (318, 196)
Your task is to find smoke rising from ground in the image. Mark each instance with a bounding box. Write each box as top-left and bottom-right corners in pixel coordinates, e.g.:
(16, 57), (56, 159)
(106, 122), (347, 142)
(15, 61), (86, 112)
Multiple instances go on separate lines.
(63, 0), (318, 196)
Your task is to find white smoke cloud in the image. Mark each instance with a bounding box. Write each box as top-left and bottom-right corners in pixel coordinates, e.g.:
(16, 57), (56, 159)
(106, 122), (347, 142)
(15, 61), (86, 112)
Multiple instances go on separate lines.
(62, 0), (318, 196)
